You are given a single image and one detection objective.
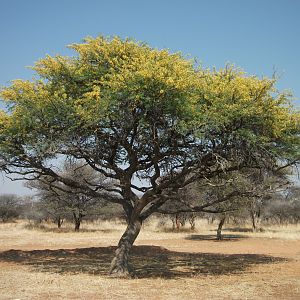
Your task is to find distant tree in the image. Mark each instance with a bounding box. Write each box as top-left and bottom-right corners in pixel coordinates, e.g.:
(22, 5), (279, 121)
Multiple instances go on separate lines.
(27, 161), (109, 231)
(175, 173), (252, 240)
(265, 185), (300, 224)
(161, 169), (292, 238)
(286, 186), (300, 223)
(0, 36), (299, 277)
(0, 194), (20, 222)
(243, 170), (290, 231)
(168, 212), (197, 231)
(35, 191), (67, 228)
(20, 195), (47, 224)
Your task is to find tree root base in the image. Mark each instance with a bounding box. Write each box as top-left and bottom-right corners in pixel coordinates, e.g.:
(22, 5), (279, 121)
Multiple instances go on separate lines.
(108, 270), (131, 278)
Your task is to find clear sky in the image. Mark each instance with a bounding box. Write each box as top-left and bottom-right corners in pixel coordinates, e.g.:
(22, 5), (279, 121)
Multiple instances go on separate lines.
(0, 0), (299, 195)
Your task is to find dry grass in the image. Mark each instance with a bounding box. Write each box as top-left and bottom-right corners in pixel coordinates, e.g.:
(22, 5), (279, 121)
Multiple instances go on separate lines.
(248, 223), (300, 240)
(0, 218), (300, 299)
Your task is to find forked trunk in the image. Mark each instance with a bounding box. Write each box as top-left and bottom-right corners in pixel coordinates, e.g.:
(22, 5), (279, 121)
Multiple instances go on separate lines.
(109, 218), (142, 277)
(216, 216), (226, 240)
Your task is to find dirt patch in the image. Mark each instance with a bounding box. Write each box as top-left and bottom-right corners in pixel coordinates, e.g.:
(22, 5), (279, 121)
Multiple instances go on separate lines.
(0, 221), (300, 299)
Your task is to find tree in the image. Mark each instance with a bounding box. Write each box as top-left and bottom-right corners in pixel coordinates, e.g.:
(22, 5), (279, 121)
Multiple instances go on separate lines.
(20, 195), (49, 224)
(27, 183), (68, 228)
(27, 161), (109, 231)
(0, 36), (299, 277)
(164, 170), (262, 239)
(168, 212), (197, 231)
(241, 169), (291, 231)
(264, 185), (300, 224)
(0, 194), (20, 222)
(209, 169), (291, 235)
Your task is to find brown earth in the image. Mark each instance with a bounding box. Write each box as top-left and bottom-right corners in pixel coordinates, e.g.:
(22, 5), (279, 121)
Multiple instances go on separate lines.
(0, 221), (299, 299)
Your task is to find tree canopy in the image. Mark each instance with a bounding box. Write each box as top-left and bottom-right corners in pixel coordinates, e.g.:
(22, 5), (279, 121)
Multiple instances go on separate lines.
(0, 36), (299, 276)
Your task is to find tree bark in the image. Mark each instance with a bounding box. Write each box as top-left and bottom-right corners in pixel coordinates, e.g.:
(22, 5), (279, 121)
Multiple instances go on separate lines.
(57, 217), (63, 229)
(74, 219), (80, 231)
(73, 212), (82, 232)
(189, 213), (196, 230)
(175, 213), (181, 230)
(171, 217), (176, 230)
(216, 216), (226, 240)
(250, 211), (261, 232)
(109, 218), (142, 277)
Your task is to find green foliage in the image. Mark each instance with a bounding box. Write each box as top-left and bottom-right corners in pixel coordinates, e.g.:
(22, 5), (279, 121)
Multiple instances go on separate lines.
(0, 36), (299, 192)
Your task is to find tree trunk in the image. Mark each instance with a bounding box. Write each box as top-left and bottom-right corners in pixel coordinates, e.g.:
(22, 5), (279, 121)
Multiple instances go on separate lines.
(250, 211), (256, 232)
(175, 213), (181, 230)
(57, 217), (63, 229)
(74, 220), (80, 231)
(250, 211), (261, 232)
(216, 216), (226, 240)
(171, 217), (176, 230)
(73, 212), (82, 232)
(208, 216), (215, 224)
(109, 218), (142, 277)
(189, 213), (196, 230)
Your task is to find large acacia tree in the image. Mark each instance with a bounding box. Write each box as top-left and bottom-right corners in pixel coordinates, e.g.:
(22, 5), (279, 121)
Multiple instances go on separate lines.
(0, 36), (299, 277)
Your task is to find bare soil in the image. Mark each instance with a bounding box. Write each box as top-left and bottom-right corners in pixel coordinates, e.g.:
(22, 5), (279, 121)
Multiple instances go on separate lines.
(0, 221), (299, 299)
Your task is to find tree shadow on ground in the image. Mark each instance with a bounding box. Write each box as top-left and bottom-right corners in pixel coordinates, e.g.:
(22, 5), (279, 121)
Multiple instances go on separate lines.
(0, 246), (285, 279)
(186, 234), (248, 242)
(222, 227), (257, 233)
(23, 223), (117, 234)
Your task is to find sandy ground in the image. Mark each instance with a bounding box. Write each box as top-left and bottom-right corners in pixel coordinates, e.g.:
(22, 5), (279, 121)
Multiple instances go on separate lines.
(0, 220), (300, 299)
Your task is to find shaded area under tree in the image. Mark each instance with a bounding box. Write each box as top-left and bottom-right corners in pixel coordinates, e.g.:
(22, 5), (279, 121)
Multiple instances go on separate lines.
(185, 233), (248, 242)
(0, 246), (285, 279)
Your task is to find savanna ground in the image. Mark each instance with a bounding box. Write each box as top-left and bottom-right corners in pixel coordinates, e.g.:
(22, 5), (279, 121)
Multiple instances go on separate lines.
(0, 218), (300, 300)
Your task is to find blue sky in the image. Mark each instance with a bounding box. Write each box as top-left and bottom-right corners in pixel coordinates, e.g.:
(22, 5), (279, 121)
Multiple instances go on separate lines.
(0, 0), (299, 195)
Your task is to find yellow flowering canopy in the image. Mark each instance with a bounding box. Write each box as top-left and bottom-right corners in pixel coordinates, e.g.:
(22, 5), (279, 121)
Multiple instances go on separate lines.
(0, 36), (299, 188)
